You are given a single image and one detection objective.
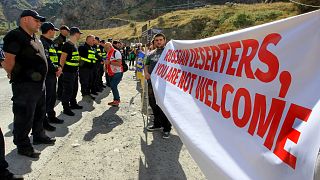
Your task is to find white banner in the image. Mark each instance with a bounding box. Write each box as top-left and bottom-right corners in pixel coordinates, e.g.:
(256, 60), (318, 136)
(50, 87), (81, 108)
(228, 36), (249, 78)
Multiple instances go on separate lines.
(151, 10), (320, 180)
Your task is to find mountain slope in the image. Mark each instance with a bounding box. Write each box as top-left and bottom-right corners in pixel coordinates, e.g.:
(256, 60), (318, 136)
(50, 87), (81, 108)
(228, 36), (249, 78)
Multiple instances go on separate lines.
(81, 2), (298, 42)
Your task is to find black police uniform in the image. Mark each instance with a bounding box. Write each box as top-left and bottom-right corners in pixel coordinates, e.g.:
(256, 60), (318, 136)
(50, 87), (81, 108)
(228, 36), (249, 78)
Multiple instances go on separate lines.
(61, 41), (80, 115)
(53, 33), (67, 99)
(78, 43), (96, 96)
(3, 27), (53, 152)
(40, 35), (63, 125)
(98, 45), (106, 89)
(91, 45), (100, 94)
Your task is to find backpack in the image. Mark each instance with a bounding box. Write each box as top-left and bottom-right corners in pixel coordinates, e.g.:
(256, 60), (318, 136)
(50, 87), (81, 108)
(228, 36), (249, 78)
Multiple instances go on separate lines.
(110, 49), (128, 73)
(122, 59), (128, 72)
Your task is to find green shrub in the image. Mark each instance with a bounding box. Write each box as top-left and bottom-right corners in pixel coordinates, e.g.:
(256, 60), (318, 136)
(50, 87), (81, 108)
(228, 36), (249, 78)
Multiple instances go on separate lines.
(233, 13), (254, 28)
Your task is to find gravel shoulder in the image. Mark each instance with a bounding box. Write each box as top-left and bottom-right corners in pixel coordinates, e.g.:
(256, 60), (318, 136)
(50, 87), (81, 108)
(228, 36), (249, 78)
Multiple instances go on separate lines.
(1, 69), (205, 180)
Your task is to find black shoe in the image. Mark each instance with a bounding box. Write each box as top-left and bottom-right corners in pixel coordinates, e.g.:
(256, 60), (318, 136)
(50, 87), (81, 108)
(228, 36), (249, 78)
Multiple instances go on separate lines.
(18, 148), (41, 158)
(91, 92), (98, 95)
(49, 117), (64, 124)
(162, 131), (170, 139)
(70, 104), (83, 109)
(146, 125), (163, 132)
(33, 136), (56, 145)
(89, 95), (96, 100)
(63, 109), (75, 116)
(102, 85), (107, 88)
(10, 174), (24, 180)
(43, 123), (56, 131)
(1, 170), (24, 180)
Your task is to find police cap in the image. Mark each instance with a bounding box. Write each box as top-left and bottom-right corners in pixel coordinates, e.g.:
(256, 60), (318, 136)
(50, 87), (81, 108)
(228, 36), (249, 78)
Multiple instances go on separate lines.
(20, 9), (45, 22)
(41, 22), (59, 33)
(69, 27), (83, 35)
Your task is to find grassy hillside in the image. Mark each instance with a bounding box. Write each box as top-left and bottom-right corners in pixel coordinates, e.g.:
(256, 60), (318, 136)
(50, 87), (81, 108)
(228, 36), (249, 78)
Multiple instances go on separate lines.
(81, 2), (299, 42)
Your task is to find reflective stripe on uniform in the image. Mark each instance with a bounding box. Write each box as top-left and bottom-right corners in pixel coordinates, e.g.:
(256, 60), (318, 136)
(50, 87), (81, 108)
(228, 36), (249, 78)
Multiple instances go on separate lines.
(65, 51), (80, 66)
(49, 48), (59, 63)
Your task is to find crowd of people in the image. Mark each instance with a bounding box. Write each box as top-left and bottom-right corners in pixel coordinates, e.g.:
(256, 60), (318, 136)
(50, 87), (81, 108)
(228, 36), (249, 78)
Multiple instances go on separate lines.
(0, 9), (171, 179)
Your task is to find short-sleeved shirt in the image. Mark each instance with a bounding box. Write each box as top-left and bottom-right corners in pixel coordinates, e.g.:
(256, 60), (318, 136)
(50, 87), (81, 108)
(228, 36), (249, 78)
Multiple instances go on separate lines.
(61, 41), (79, 73)
(78, 43), (94, 68)
(145, 48), (164, 74)
(3, 27), (48, 83)
(110, 50), (122, 73)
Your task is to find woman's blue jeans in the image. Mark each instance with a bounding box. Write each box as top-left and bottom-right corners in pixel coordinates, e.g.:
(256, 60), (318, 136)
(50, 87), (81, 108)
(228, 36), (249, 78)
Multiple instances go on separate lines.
(110, 72), (123, 101)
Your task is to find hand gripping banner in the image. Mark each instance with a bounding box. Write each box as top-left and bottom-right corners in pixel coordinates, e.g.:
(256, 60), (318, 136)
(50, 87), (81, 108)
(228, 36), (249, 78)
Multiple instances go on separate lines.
(151, 10), (320, 180)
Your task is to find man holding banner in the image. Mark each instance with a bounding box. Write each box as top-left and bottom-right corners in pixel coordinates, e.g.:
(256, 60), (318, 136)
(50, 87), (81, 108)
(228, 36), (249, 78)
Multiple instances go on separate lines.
(144, 33), (172, 139)
(150, 10), (320, 180)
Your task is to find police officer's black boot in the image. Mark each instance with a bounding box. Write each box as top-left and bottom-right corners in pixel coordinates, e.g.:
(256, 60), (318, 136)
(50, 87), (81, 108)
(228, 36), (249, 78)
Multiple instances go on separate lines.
(63, 103), (75, 116)
(43, 117), (56, 131)
(48, 117), (64, 124)
(43, 121), (56, 131)
(70, 103), (83, 110)
(1, 169), (24, 180)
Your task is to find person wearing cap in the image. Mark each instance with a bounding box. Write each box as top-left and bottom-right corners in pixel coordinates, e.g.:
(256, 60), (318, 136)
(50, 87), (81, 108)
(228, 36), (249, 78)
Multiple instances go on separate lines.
(59, 27), (83, 116)
(0, 49), (24, 180)
(2, 9), (56, 158)
(40, 22), (64, 131)
(54, 25), (70, 100)
(78, 35), (96, 100)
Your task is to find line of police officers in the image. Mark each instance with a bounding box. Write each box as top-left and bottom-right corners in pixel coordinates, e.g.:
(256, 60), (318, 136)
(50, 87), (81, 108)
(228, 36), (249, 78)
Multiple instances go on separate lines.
(0, 9), (108, 179)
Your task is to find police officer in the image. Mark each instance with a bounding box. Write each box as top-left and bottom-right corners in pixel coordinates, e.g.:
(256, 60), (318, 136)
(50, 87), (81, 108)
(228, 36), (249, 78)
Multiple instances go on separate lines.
(2, 9), (56, 158)
(60, 27), (83, 116)
(99, 40), (107, 89)
(78, 35), (96, 100)
(91, 37), (101, 95)
(40, 22), (64, 131)
(54, 25), (70, 100)
(0, 48), (23, 180)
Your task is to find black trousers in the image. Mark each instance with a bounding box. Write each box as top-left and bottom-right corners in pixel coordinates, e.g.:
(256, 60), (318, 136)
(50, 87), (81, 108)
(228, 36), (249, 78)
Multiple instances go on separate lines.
(148, 83), (172, 132)
(91, 64), (98, 93)
(79, 67), (93, 96)
(11, 82), (46, 149)
(45, 74), (57, 118)
(0, 128), (9, 177)
(129, 60), (135, 67)
(61, 72), (79, 107)
(98, 63), (104, 88)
